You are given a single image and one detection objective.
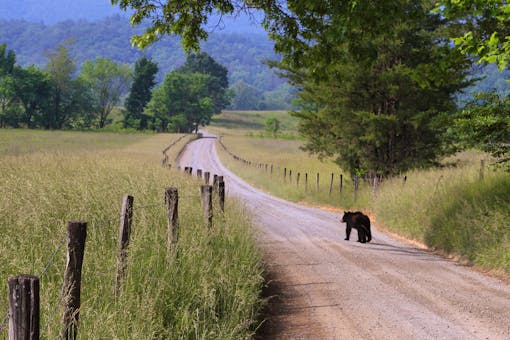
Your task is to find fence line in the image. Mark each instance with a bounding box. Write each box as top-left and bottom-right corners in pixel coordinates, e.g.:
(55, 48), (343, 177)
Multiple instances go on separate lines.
(2, 169), (227, 338)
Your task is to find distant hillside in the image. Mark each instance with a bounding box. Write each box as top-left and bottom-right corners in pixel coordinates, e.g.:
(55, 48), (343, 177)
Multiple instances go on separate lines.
(0, 0), (125, 23)
(0, 16), (292, 109)
(0, 0), (265, 34)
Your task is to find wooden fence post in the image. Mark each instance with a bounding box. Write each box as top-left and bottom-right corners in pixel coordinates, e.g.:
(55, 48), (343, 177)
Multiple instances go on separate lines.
(305, 173), (308, 192)
(201, 185), (213, 228)
(289, 170), (292, 184)
(354, 177), (360, 203)
(62, 221), (87, 340)
(8, 275), (40, 340)
(115, 195), (134, 296)
(204, 172), (210, 184)
(316, 173), (320, 192)
(329, 173), (334, 196)
(297, 172), (300, 188)
(284, 168), (287, 182)
(403, 175), (407, 185)
(197, 169), (202, 179)
(218, 181), (225, 212)
(479, 159), (485, 181)
(213, 175), (219, 194)
(165, 188), (179, 248)
(373, 176), (379, 196)
(339, 174), (343, 194)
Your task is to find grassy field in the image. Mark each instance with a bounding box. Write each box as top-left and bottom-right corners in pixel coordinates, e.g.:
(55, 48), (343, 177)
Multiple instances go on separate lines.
(0, 130), (264, 339)
(211, 110), (510, 276)
(210, 110), (301, 139)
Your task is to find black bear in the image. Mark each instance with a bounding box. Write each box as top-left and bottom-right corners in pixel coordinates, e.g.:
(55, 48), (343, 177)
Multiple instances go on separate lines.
(341, 211), (372, 243)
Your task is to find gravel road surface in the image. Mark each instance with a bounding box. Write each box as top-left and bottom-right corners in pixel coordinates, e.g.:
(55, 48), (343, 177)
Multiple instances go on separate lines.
(176, 133), (510, 339)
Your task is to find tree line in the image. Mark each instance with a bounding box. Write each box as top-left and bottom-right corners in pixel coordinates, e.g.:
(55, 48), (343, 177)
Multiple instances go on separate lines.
(0, 43), (229, 132)
(113, 0), (510, 175)
(0, 16), (293, 110)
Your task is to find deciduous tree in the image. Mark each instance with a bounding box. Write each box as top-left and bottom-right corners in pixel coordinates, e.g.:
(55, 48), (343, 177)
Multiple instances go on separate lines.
(80, 57), (131, 128)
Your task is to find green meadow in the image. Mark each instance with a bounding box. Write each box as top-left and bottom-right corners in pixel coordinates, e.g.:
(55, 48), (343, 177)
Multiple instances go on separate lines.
(0, 130), (263, 339)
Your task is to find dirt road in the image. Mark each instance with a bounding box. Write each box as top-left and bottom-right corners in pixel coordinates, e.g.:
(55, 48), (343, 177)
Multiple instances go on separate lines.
(177, 134), (510, 339)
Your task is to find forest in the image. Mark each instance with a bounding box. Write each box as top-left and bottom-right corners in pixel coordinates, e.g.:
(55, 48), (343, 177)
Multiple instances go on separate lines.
(0, 16), (294, 111)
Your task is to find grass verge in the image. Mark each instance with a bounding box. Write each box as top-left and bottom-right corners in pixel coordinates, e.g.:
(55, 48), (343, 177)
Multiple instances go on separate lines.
(0, 130), (264, 339)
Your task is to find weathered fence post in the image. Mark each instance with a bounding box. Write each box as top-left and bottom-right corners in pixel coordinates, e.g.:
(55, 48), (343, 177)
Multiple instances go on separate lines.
(297, 172), (300, 188)
(115, 195), (134, 296)
(289, 170), (292, 184)
(161, 152), (168, 167)
(339, 174), (343, 194)
(62, 221), (87, 340)
(284, 168), (287, 182)
(204, 172), (210, 184)
(165, 188), (179, 248)
(479, 159), (485, 181)
(403, 175), (407, 185)
(270, 164), (273, 177)
(305, 173), (308, 192)
(218, 181), (225, 212)
(201, 185), (213, 228)
(8, 275), (40, 340)
(353, 177), (360, 203)
(329, 173), (334, 196)
(187, 167), (193, 175)
(373, 176), (379, 197)
(213, 175), (219, 194)
(197, 169), (202, 179)
(316, 173), (320, 192)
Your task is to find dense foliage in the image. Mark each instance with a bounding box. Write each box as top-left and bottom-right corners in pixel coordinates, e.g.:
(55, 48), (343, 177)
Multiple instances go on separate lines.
(144, 52), (228, 133)
(124, 56), (159, 129)
(0, 16), (293, 110)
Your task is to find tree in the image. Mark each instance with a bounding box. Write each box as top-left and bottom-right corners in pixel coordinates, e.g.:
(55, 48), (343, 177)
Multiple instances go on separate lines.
(45, 44), (76, 129)
(229, 80), (263, 110)
(80, 57), (131, 128)
(273, 1), (471, 177)
(0, 44), (18, 127)
(265, 117), (280, 137)
(436, 1), (510, 70)
(145, 71), (215, 133)
(455, 92), (510, 170)
(176, 52), (230, 113)
(12, 66), (52, 128)
(124, 56), (158, 129)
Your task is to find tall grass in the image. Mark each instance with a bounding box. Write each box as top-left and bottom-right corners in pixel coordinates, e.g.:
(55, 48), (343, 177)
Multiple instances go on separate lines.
(0, 131), (264, 339)
(374, 153), (510, 272)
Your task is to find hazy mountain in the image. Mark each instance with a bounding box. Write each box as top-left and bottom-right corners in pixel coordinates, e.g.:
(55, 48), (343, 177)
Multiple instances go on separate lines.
(0, 0), (265, 34)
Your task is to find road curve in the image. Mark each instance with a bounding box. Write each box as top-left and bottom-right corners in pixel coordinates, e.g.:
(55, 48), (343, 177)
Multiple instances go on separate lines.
(176, 133), (510, 339)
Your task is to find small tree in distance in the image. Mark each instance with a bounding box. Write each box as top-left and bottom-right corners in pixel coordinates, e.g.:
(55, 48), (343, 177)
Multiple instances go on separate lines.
(265, 117), (280, 138)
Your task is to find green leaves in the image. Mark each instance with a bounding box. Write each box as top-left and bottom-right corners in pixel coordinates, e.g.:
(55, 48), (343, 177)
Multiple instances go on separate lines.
(455, 92), (510, 170)
(80, 57), (132, 128)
